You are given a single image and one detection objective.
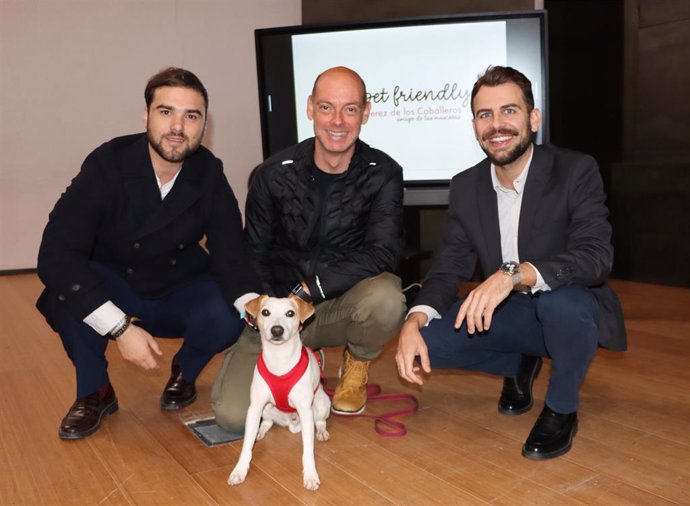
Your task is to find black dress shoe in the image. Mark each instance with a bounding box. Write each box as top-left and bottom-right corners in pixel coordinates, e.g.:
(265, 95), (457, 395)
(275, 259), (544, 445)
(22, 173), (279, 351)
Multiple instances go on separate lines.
(59, 383), (118, 440)
(498, 355), (542, 415)
(160, 357), (197, 410)
(522, 405), (578, 460)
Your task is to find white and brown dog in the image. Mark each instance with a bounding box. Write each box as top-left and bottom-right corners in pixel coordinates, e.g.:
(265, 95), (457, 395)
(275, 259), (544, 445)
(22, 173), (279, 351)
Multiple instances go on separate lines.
(228, 295), (331, 491)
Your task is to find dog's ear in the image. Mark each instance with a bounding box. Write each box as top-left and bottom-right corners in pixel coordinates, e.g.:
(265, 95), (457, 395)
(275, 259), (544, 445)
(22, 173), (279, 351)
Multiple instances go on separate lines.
(245, 295), (267, 318)
(292, 297), (315, 323)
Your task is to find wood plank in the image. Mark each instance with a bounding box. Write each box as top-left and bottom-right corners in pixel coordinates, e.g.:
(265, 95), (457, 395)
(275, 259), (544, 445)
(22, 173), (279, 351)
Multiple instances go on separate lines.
(0, 369), (126, 504)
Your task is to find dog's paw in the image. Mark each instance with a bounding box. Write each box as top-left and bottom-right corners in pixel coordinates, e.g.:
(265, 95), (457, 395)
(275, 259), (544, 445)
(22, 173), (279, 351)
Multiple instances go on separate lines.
(288, 421), (302, 434)
(257, 422), (272, 440)
(316, 428), (330, 442)
(228, 466), (248, 486)
(303, 473), (321, 491)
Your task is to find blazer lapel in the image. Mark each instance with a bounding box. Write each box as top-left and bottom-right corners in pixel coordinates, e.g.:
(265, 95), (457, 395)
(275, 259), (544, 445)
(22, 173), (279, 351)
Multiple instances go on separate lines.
(476, 161), (502, 268)
(137, 155), (203, 238)
(518, 145), (552, 255)
(120, 136), (162, 231)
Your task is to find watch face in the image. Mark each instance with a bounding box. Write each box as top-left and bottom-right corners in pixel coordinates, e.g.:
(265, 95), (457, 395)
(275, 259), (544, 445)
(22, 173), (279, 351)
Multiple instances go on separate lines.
(501, 261), (519, 275)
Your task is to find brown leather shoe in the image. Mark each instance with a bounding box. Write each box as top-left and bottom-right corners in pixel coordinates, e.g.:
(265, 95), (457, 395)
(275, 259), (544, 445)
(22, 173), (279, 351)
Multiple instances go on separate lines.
(59, 383), (118, 440)
(160, 356), (196, 410)
(331, 349), (370, 415)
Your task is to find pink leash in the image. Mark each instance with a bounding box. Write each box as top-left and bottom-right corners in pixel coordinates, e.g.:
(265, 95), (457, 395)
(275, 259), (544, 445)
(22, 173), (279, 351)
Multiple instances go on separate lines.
(320, 379), (419, 438)
(309, 348), (418, 437)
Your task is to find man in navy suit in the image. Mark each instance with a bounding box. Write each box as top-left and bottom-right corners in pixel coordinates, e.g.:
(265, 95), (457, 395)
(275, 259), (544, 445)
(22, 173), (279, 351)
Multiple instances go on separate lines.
(37, 67), (260, 440)
(396, 66), (626, 460)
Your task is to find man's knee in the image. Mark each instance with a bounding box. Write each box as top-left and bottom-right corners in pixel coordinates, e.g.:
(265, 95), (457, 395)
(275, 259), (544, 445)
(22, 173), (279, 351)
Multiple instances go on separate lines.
(538, 285), (599, 324)
(211, 361), (250, 432)
(350, 273), (406, 329)
(212, 396), (247, 433)
(210, 329), (258, 432)
(538, 285), (600, 355)
(184, 289), (244, 350)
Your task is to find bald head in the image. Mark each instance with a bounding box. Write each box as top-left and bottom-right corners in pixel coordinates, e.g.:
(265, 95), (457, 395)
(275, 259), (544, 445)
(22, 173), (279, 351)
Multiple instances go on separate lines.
(311, 66), (368, 106)
(307, 66), (371, 173)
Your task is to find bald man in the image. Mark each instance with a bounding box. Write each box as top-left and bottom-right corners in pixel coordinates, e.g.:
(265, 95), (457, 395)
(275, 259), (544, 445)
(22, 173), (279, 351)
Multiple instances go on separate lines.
(212, 67), (406, 431)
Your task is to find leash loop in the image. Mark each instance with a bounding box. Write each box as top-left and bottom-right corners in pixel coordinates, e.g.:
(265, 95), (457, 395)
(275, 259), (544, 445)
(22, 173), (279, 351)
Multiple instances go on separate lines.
(321, 378), (418, 438)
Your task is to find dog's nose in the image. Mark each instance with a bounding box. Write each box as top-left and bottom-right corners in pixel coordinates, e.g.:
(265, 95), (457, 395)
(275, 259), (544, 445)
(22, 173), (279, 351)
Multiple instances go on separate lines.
(270, 325), (284, 338)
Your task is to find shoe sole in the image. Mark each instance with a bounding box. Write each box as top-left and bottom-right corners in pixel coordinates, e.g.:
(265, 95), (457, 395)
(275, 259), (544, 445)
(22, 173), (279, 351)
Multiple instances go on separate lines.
(331, 404), (365, 416)
(160, 393), (197, 411)
(498, 358), (543, 416)
(58, 400), (119, 440)
(521, 419), (578, 460)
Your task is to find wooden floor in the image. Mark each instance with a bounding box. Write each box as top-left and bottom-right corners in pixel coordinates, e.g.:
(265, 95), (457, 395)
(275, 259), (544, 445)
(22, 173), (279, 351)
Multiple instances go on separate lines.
(1, 274), (688, 505)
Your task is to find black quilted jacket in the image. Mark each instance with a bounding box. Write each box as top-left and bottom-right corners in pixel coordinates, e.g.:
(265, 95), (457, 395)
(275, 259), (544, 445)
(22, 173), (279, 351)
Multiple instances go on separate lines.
(245, 138), (404, 300)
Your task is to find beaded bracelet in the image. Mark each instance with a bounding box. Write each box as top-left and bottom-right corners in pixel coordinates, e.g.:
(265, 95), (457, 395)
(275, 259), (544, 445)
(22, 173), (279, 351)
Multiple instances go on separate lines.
(110, 315), (139, 339)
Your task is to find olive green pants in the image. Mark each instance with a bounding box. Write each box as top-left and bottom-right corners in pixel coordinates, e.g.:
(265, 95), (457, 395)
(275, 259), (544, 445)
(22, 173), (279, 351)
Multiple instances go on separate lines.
(210, 272), (406, 432)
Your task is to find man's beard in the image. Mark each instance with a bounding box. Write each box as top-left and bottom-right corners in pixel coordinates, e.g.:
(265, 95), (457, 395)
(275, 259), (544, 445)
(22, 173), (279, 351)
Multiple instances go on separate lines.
(147, 130), (201, 163)
(481, 128), (536, 167)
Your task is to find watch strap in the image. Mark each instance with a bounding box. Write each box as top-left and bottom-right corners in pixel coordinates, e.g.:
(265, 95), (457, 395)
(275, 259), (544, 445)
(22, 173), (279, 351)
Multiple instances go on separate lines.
(290, 283), (313, 303)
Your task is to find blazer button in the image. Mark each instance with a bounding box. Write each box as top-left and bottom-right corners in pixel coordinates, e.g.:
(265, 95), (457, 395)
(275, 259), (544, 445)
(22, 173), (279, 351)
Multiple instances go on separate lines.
(58, 294), (65, 301)
(126, 268), (133, 275)
(178, 243), (185, 250)
(133, 242), (141, 249)
(71, 284), (81, 291)
(170, 259), (177, 265)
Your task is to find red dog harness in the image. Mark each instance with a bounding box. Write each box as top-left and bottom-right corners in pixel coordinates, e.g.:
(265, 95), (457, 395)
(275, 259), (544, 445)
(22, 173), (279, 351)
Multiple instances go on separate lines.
(257, 346), (314, 413)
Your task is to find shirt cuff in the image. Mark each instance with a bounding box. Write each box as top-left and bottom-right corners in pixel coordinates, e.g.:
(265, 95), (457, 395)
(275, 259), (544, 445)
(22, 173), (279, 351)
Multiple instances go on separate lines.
(525, 262), (551, 293)
(406, 304), (441, 326)
(235, 292), (261, 315)
(83, 301), (126, 336)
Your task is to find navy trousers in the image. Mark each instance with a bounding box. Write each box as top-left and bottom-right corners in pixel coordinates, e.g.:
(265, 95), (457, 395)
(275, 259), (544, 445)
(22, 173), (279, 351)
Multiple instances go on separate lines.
(422, 284), (599, 413)
(52, 263), (244, 398)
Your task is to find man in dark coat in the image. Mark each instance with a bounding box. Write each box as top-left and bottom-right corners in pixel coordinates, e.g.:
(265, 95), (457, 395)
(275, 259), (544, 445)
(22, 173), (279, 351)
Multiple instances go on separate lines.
(212, 67), (407, 431)
(396, 66), (626, 460)
(36, 67), (260, 440)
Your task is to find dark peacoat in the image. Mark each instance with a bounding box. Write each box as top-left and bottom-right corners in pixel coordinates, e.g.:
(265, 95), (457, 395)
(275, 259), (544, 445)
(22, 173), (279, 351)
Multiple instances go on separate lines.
(36, 133), (259, 326)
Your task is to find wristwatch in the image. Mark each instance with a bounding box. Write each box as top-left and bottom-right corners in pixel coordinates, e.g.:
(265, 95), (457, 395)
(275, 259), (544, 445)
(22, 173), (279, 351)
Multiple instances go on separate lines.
(500, 261), (522, 287)
(290, 282), (313, 303)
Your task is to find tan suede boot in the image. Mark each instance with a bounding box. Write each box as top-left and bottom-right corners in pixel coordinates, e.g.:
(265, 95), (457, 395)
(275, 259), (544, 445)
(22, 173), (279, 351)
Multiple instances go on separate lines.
(331, 349), (370, 415)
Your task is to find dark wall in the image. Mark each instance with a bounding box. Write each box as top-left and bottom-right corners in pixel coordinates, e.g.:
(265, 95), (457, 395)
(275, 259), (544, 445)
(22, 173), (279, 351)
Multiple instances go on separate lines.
(546, 0), (690, 287)
(302, 0), (535, 24)
(623, 0), (690, 162)
(616, 0), (690, 286)
(545, 0), (624, 193)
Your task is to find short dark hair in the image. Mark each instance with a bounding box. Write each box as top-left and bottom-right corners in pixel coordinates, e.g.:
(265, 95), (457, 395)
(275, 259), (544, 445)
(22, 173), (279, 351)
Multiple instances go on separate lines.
(144, 67), (209, 112)
(470, 66), (534, 116)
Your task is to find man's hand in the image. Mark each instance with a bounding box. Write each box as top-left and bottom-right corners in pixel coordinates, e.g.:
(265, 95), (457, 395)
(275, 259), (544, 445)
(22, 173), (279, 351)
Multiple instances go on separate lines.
(115, 325), (163, 370)
(455, 271), (513, 333)
(395, 312), (431, 386)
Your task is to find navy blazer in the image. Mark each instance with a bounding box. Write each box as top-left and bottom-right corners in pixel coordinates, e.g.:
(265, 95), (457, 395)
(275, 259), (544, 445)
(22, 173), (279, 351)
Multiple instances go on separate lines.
(414, 144), (627, 351)
(36, 133), (260, 325)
